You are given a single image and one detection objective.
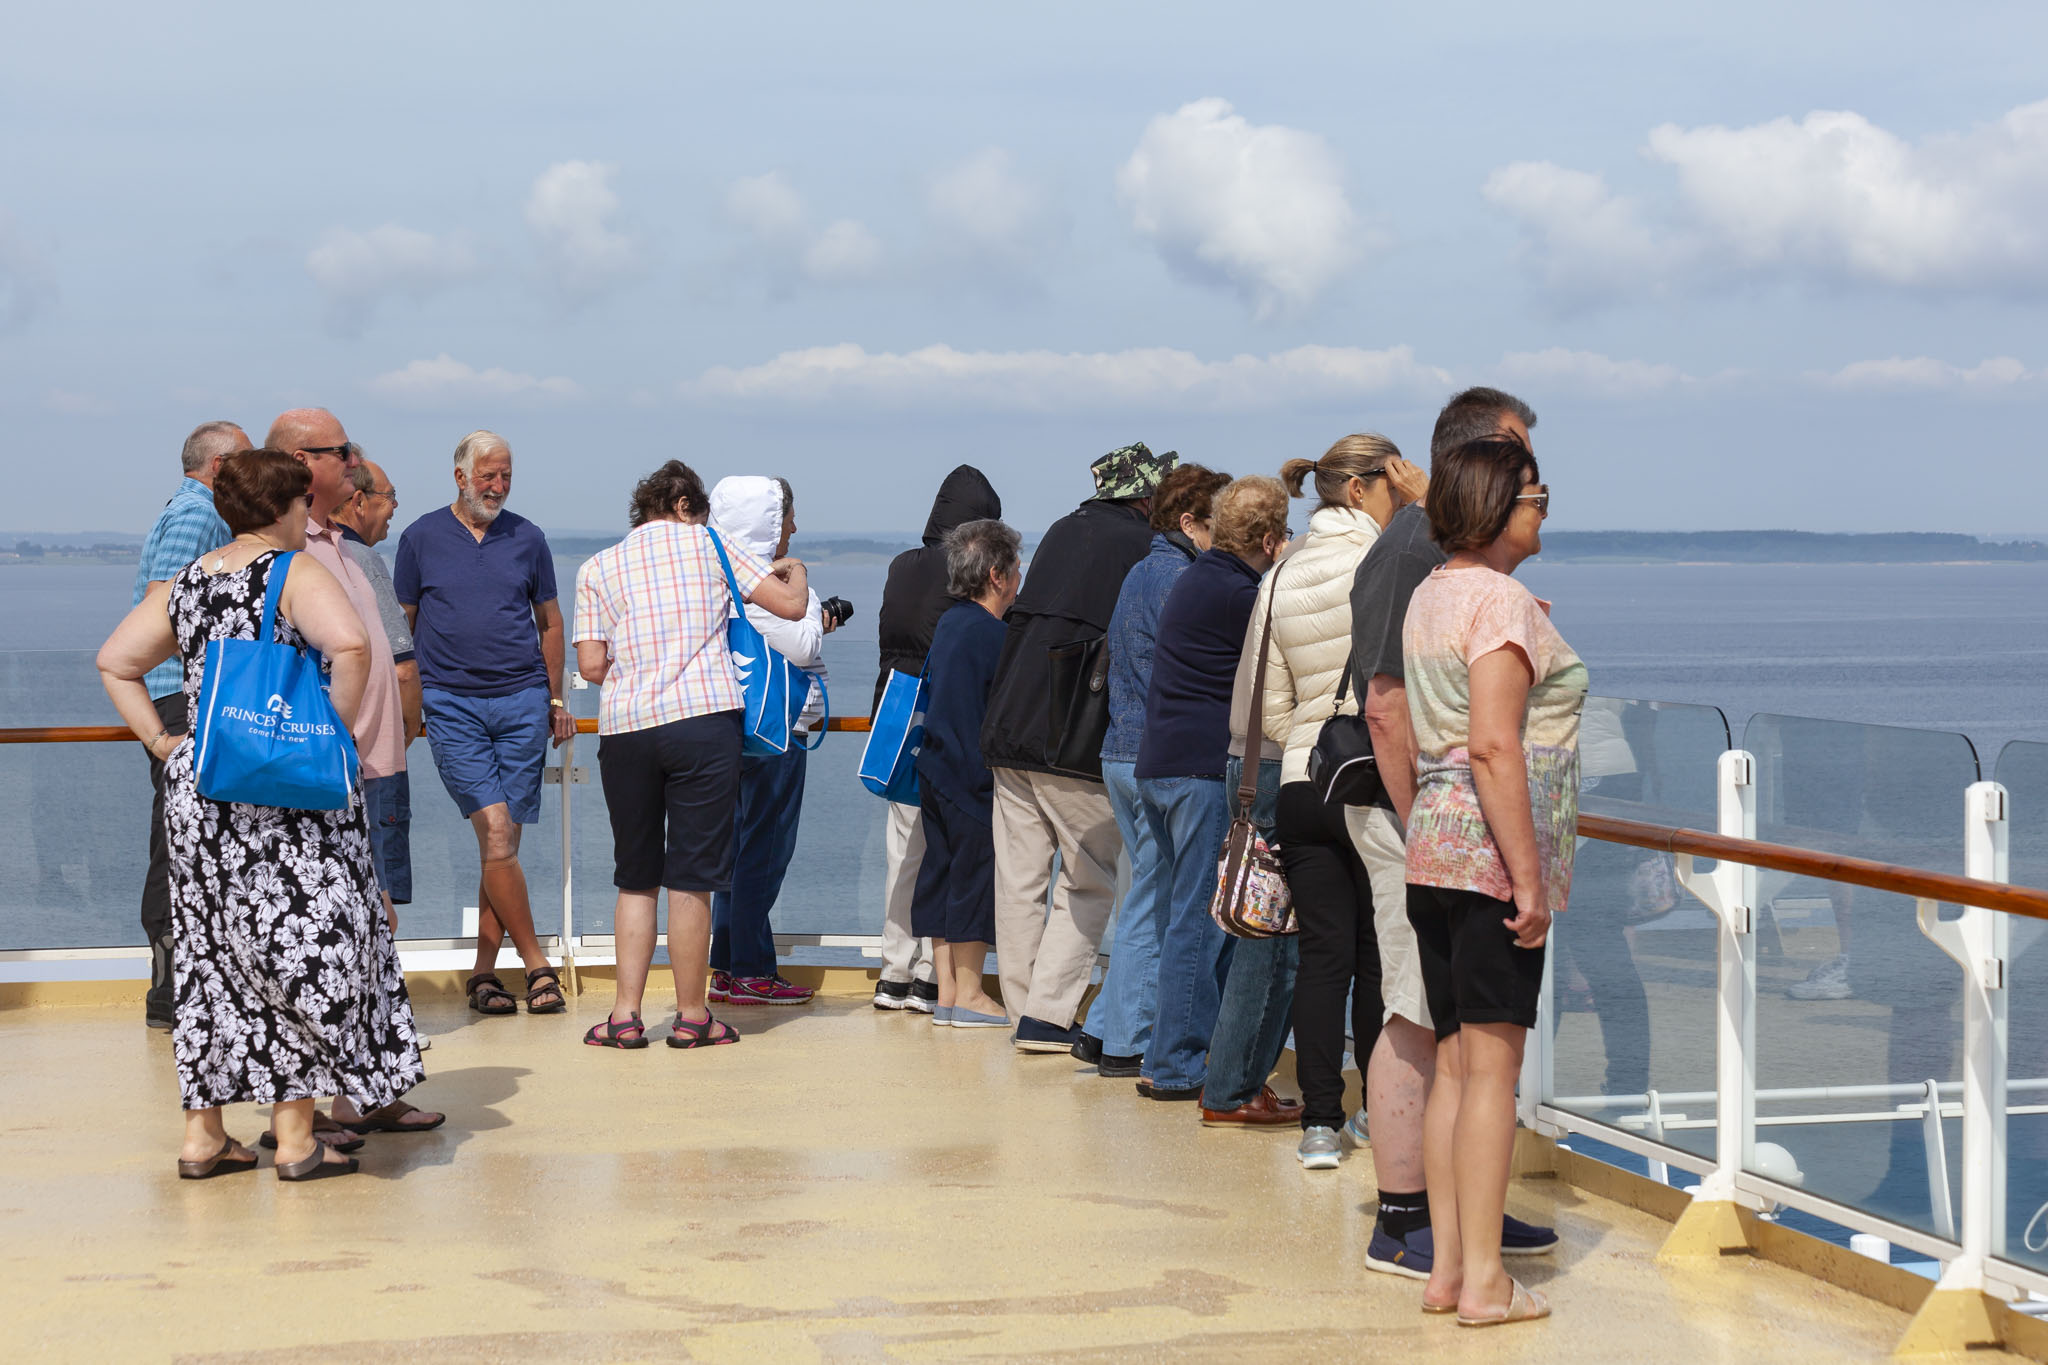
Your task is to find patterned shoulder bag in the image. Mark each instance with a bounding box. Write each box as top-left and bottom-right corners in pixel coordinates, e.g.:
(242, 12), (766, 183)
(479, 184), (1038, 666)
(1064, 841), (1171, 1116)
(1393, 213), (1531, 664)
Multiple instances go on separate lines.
(1208, 581), (1296, 938)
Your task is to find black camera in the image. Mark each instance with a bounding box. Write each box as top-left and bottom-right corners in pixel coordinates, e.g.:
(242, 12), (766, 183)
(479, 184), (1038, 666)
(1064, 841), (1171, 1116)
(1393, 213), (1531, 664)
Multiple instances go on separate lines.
(820, 596), (855, 628)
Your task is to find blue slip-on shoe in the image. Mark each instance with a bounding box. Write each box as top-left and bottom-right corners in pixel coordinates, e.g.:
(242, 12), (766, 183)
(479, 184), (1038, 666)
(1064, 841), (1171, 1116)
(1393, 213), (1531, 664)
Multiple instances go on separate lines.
(1013, 1015), (1082, 1053)
(1365, 1223), (1434, 1280)
(951, 1007), (1012, 1029)
(1501, 1213), (1559, 1255)
(931, 1007), (955, 1027)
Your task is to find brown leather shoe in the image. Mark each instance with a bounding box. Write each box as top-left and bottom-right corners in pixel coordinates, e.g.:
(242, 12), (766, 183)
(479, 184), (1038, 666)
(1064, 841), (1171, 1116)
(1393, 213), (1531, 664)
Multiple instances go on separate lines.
(1199, 1085), (1305, 1127)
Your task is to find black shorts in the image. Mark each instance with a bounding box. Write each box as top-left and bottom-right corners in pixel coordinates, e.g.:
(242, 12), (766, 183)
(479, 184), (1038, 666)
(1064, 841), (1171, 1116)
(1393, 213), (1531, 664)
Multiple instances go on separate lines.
(598, 711), (743, 893)
(1406, 884), (1546, 1039)
(910, 787), (996, 944)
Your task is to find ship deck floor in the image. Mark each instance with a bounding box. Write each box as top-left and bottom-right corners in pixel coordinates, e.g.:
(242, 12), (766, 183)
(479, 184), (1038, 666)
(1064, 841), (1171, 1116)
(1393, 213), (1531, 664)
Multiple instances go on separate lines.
(3, 980), (1999, 1363)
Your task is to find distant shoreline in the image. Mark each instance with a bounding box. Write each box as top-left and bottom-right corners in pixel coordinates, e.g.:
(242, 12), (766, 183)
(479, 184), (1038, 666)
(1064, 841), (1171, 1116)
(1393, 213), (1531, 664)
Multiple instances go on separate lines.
(6, 527), (2045, 569)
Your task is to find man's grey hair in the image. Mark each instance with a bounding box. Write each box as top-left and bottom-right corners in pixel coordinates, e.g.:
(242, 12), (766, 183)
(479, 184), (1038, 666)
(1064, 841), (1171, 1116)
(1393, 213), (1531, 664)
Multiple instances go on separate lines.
(944, 518), (1022, 600)
(1430, 387), (1537, 462)
(180, 420), (246, 475)
(453, 429), (510, 476)
(347, 462), (377, 496)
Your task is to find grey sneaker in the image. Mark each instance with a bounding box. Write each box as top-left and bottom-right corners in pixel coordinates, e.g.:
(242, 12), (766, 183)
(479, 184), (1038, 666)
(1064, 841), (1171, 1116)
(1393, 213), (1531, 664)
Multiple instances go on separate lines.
(1789, 953), (1851, 1001)
(1341, 1110), (1369, 1148)
(1298, 1126), (1342, 1170)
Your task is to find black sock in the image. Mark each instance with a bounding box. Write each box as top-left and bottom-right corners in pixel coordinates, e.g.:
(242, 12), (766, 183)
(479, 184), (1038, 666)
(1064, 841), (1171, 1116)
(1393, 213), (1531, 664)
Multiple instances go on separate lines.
(1377, 1190), (1430, 1240)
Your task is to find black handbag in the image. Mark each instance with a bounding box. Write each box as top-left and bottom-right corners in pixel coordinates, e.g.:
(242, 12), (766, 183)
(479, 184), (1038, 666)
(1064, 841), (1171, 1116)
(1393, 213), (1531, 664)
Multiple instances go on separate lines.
(1306, 650), (1383, 806)
(1044, 634), (1111, 778)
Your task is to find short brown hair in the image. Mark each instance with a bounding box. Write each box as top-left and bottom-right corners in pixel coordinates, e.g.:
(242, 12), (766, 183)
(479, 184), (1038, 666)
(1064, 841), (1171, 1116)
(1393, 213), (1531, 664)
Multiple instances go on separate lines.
(1431, 387), (1536, 462)
(214, 449), (312, 535)
(1210, 475), (1289, 557)
(1425, 438), (1540, 553)
(1279, 433), (1400, 508)
(1149, 463), (1232, 532)
(628, 460), (710, 528)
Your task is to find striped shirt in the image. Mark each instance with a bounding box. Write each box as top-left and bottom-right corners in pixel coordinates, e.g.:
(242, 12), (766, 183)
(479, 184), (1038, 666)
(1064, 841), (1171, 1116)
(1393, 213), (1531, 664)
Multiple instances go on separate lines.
(573, 521), (772, 735)
(133, 478), (230, 700)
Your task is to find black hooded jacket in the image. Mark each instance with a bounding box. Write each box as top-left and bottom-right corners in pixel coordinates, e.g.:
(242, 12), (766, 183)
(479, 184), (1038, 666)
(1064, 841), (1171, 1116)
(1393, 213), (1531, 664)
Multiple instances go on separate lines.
(978, 497), (1153, 778)
(873, 465), (1003, 709)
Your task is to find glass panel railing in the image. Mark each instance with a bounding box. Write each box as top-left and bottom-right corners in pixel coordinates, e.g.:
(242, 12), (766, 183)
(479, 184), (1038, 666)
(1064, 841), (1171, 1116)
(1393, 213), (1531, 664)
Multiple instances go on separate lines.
(1996, 740), (2048, 1272)
(1547, 696), (1730, 1166)
(1743, 712), (1980, 1243)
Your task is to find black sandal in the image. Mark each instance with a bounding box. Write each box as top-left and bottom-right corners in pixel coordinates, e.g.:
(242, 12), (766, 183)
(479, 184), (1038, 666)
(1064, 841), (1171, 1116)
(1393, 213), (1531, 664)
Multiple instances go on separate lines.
(584, 1014), (648, 1049)
(276, 1138), (359, 1182)
(467, 972), (516, 1016)
(524, 966), (566, 1015)
(666, 1011), (740, 1049)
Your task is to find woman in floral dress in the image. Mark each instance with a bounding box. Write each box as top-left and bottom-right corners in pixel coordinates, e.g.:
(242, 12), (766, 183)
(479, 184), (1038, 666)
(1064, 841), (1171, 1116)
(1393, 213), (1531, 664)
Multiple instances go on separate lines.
(98, 449), (424, 1182)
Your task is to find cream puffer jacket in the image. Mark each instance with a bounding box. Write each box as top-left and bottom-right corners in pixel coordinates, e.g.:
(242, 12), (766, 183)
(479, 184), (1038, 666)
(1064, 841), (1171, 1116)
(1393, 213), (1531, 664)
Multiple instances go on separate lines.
(1259, 505), (1382, 785)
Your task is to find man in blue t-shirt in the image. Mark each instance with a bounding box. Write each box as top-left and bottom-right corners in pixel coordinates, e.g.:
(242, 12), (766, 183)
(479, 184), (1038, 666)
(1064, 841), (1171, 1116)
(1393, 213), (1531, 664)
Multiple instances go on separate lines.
(132, 419), (247, 1029)
(393, 429), (573, 1017)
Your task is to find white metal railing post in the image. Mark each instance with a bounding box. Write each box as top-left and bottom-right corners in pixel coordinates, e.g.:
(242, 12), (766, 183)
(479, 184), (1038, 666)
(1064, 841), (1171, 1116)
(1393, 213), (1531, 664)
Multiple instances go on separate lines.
(1673, 748), (1758, 1205)
(1914, 781), (2011, 1296)
(1518, 925), (1556, 1132)
(557, 663), (581, 993)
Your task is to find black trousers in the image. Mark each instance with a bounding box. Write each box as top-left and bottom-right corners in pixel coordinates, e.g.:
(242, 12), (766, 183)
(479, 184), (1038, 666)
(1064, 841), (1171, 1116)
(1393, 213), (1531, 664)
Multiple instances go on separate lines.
(1278, 781), (1383, 1130)
(141, 691), (186, 1018)
(142, 691), (187, 946)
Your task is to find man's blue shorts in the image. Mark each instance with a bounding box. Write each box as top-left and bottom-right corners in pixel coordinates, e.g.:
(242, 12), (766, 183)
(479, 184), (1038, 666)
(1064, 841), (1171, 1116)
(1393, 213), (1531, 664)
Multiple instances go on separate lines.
(422, 684), (550, 825)
(360, 771), (413, 904)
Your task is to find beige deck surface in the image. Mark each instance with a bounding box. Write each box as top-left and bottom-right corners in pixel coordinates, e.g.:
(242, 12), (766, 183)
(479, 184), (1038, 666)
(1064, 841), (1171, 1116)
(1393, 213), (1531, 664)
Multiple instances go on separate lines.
(2, 982), (2001, 1364)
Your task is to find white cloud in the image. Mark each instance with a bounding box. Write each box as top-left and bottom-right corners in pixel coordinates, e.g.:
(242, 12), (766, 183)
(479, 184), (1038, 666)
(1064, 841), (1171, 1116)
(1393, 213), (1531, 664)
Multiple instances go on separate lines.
(725, 173), (883, 285)
(368, 354), (583, 407)
(305, 224), (477, 334)
(927, 148), (1064, 274)
(45, 388), (110, 416)
(1117, 98), (1363, 320)
(801, 219), (884, 283)
(1488, 99), (2048, 303)
(525, 160), (638, 303)
(725, 172), (808, 242)
(684, 341), (1447, 412)
(1496, 347), (1692, 397)
(1813, 355), (2035, 393)
(0, 212), (57, 334)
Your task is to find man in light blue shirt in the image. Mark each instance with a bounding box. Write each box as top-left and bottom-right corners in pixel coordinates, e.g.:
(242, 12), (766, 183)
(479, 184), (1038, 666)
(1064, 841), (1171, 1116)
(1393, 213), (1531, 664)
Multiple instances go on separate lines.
(133, 420), (246, 1029)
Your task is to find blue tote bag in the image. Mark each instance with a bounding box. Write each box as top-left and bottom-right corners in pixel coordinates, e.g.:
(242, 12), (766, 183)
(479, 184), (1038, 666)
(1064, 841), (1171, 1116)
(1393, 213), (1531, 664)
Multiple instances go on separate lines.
(709, 530), (826, 757)
(859, 665), (927, 804)
(192, 551), (360, 810)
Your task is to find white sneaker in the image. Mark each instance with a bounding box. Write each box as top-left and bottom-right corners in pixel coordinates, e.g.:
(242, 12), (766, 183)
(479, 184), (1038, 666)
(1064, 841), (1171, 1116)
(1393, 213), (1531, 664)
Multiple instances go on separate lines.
(1298, 1126), (1342, 1170)
(1341, 1110), (1369, 1148)
(1789, 953), (1851, 1001)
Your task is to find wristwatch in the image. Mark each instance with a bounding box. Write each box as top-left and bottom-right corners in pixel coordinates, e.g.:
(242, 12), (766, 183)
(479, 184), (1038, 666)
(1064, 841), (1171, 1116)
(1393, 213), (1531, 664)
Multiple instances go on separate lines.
(548, 698), (567, 710)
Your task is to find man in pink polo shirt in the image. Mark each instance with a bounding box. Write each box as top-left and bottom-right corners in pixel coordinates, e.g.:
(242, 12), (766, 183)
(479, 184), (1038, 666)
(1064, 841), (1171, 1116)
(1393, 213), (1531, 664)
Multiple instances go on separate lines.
(270, 407), (444, 1136)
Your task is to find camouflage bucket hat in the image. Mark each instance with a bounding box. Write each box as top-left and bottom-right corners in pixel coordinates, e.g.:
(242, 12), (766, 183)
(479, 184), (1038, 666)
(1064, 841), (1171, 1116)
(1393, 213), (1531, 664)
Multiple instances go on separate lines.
(1089, 443), (1178, 501)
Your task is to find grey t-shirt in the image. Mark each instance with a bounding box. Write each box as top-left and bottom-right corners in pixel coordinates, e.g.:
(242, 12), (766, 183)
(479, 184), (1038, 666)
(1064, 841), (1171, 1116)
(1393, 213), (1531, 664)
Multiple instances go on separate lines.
(1350, 501), (1445, 685)
(344, 538), (416, 664)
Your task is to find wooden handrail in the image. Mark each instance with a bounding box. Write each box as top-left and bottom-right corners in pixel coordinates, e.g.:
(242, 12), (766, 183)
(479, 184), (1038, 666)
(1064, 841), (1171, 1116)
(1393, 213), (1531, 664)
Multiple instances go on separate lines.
(6, 720), (2040, 918)
(1579, 811), (2048, 921)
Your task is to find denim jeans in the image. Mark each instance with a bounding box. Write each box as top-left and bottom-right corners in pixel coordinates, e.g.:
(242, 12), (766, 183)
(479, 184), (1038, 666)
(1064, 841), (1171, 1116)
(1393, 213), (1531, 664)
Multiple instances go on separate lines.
(1202, 756), (1297, 1109)
(710, 746), (809, 978)
(1092, 761), (1170, 1057)
(1137, 773), (1234, 1089)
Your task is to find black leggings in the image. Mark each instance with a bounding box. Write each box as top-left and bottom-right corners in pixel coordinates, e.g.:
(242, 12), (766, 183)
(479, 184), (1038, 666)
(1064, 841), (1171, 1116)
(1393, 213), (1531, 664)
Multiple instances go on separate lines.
(1278, 781), (1383, 1130)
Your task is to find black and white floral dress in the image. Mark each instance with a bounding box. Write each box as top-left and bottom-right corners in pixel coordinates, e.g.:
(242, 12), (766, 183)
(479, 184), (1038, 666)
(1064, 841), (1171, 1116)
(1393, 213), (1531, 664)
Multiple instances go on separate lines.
(164, 551), (425, 1112)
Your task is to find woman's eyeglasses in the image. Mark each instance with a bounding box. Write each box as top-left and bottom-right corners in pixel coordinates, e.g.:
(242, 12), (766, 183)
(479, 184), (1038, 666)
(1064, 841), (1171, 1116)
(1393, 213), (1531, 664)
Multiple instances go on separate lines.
(1515, 486), (1550, 518)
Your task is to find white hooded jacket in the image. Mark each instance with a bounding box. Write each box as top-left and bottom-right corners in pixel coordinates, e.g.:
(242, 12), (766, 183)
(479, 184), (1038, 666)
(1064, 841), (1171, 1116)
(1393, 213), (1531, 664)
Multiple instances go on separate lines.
(709, 476), (829, 733)
(1259, 504), (1382, 785)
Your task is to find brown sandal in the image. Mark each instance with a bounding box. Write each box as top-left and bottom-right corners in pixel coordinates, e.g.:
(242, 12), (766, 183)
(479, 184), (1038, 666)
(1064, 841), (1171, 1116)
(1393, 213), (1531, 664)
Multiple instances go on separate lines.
(467, 972), (516, 1016)
(178, 1136), (258, 1180)
(524, 966), (566, 1014)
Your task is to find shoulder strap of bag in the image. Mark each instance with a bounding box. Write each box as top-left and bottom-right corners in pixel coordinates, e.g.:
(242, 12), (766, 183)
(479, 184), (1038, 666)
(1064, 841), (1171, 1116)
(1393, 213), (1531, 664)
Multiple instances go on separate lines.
(705, 528), (743, 618)
(1237, 576), (1280, 814)
(260, 550), (296, 643)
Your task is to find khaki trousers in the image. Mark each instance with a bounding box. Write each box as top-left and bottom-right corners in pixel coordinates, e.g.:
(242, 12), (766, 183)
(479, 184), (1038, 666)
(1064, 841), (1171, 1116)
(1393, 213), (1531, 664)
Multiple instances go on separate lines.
(880, 800), (933, 984)
(1344, 802), (1432, 1030)
(991, 767), (1123, 1028)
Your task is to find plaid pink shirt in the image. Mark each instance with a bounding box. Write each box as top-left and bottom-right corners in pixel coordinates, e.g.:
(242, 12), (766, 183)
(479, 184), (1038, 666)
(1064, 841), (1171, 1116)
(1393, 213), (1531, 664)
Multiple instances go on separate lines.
(573, 522), (772, 734)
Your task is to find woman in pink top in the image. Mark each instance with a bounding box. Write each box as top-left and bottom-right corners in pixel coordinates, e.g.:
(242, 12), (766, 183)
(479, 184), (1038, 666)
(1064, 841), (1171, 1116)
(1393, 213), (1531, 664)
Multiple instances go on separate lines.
(1401, 437), (1586, 1327)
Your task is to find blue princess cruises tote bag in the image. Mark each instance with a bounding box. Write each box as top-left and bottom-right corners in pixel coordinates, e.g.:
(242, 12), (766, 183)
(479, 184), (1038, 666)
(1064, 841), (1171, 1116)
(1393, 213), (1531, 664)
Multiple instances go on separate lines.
(709, 530), (825, 757)
(859, 665), (927, 804)
(192, 551), (360, 810)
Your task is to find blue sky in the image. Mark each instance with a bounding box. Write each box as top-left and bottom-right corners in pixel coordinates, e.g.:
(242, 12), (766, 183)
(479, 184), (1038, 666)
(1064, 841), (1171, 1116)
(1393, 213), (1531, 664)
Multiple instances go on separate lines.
(4, 1), (2047, 537)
